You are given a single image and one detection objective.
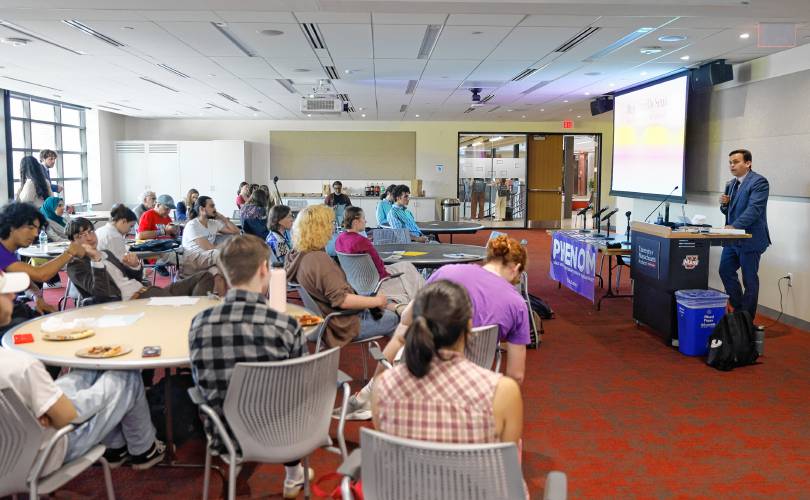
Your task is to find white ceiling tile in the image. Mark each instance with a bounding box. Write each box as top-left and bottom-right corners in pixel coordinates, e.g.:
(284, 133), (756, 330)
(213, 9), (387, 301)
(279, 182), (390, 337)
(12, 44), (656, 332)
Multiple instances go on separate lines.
(374, 59), (426, 80)
(520, 15), (600, 27)
(319, 24), (372, 58)
(224, 23), (315, 58)
(267, 57), (326, 79)
(295, 12), (371, 24)
(135, 10), (221, 22)
(158, 22), (245, 57)
(422, 59), (479, 80)
(1, 20), (124, 56)
(214, 11), (298, 23)
(84, 21), (200, 57)
(331, 58), (374, 80)
(210, 57), (281, 78)
(431, 26), (512, 59)
(592, 16), (676, 28)
(372, 13), (447, 25)
(468, 60), (535, 82)
(446, 14), (524, 27)
(488, 27), (583, 60)
(373, 24), (428, 59)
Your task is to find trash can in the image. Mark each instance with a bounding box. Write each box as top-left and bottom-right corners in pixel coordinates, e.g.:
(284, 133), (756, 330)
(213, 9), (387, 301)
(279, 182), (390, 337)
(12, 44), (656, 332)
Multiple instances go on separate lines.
(441, 198), (460, 222)
(675, 289), (729, 356)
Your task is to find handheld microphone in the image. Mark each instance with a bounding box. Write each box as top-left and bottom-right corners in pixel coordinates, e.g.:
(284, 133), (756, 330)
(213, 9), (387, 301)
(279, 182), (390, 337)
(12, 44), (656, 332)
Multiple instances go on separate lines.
(643, 186), (679, 223)
(625, 210), (631, 218)
(273, 176), (279, 184)
(576, 204), (592, 216)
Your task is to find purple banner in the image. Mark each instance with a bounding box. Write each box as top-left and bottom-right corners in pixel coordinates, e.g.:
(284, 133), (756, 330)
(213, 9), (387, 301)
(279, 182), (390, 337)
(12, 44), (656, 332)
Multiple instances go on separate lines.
(549, 232), (598, 302)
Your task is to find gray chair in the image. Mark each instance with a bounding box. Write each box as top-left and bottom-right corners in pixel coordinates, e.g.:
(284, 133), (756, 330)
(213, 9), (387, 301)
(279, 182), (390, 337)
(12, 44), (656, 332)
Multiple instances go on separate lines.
(339, 427), (565, 500)
(290, 282), (380, 381)
(372, 227), (410, 245)
(0, 388), (116, 500)
(465, 324), (502, 373)
(187, 347), (351, 500)
(336, 252), (403, 296)
(57, 279), (94, 311)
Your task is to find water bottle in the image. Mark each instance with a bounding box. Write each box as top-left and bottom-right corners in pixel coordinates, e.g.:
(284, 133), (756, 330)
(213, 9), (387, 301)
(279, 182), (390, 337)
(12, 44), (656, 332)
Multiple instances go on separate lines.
(38, 230), (48, 250)
(755, 326), (765, 356)
(269, 262), (287, 313)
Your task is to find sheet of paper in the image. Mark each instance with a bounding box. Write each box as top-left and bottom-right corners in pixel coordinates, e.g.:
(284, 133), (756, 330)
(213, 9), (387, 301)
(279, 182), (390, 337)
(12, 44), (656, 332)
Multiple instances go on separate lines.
(401, 251), (428, 256)
(95, 313), (145, 328)
(707, 228), (746, 235)
(147, 296), (200, 307)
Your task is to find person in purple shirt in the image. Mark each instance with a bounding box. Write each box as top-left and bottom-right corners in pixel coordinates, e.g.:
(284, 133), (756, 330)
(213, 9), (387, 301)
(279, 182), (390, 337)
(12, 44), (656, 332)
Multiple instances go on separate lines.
(338, 234), (529, 420)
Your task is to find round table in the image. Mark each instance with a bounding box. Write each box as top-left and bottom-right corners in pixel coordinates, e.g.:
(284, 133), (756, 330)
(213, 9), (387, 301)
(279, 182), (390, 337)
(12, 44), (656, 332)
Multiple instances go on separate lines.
(416, 221), (484, 243)
(374, 243), (486, 268)
(18, 241), (177, 261)
(1, 297), (313, 370)
(73, 211), (111, 223)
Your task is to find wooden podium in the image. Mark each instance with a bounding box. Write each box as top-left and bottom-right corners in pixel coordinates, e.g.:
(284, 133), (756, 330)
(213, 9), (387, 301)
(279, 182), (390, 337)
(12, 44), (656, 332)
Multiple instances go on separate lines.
(629, 222), (750, 344)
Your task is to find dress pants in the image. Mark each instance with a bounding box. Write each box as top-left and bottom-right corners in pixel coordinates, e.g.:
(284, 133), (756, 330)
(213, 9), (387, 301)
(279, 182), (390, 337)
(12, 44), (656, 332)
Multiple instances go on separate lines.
(718, 245), (762, 319)
(470, 191), (486, 219)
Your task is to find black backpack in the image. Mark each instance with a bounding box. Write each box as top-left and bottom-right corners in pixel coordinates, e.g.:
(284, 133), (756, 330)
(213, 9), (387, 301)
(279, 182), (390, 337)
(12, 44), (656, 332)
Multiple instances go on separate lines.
(528, 293), (554, 320)
(706, 311), (759, 371)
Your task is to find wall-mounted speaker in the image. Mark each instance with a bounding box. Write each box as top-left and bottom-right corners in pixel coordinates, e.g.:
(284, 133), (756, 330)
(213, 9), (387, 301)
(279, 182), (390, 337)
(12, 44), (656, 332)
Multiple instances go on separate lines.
(590, 96), (614, 116)
(690, 60), (733, 91)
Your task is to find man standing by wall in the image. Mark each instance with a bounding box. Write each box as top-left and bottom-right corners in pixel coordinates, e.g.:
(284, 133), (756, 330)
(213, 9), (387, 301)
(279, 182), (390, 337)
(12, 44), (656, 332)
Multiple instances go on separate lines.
(39, 149), (62, 194)
(718, 149), (771, 321)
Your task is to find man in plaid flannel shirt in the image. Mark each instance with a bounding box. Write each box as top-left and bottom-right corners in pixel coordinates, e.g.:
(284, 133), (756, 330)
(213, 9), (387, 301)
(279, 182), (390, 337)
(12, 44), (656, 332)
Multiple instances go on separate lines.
(188, 234), (311, 498)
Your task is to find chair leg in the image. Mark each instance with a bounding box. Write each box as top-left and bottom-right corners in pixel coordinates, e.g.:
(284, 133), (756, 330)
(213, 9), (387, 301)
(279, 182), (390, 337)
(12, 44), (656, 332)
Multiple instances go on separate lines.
(227, 459), (238, 500)
(99, 456), (116, 500)
(303, 456), (311, 499)
(202, 447), (212, 500)
(361, 344), (369, 382)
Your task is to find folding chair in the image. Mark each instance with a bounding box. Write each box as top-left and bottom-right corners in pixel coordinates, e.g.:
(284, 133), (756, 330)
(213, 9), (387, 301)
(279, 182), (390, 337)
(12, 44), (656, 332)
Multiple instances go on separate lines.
(187, 348), (351, 500)
(0, 388), (116, 500)
(465, 325), (502, 372)
(57, 279), (96, 310)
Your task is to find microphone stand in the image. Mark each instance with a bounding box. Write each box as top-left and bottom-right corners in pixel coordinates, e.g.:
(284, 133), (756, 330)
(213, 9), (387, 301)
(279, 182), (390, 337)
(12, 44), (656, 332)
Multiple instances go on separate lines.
(644, 186), (679, 223)
(592, 207), (609, 237)
(624, 211), (632, 244)
(602, 209), (619, 240)
(272, 176), (283, 205)
(578, 206), (592, 233)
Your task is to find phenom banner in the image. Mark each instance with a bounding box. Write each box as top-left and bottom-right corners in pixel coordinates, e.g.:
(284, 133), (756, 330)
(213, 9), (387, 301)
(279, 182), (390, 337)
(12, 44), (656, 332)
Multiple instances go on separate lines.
(549, 231), (597, 302)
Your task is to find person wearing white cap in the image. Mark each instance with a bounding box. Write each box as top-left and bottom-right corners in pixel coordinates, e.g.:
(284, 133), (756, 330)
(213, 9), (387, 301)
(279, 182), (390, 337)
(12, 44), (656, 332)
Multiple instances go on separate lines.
(0, 270), (167, 472)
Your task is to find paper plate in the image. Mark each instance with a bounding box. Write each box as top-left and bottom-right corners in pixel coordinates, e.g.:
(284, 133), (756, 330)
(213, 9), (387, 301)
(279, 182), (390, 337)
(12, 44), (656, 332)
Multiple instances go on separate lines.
(76, 344), (132, 359)
(42, 329), (95, 341)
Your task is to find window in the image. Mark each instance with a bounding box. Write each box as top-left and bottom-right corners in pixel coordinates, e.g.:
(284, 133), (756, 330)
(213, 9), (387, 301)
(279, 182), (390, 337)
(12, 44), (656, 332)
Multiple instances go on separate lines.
(7, 93), (87, 205)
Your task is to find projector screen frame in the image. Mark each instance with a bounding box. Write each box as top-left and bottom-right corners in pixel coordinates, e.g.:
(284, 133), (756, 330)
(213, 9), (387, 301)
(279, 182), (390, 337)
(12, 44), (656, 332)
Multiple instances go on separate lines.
(609, 70), (690, 204)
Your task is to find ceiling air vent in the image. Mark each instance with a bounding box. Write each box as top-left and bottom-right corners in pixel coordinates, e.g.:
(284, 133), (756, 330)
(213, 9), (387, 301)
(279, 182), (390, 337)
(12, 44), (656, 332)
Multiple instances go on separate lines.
(417, 25), (442, 59)
(481, 94), (495, 103)
(0, 20), (85, 55)
(246, 106), (260, 112)
(463, 107), (476, 113)
(217, 92), (239, 103)
(554, 26), (600, 53)
(157, 63), (190, 78)
(115, 142), (146, 154)
(511, 68), (537, 81)
(0, 75), (62, 91)
(405, 80), (418, 94)
(206, 102), (228, 111)
(149, 143), (178, 154)
(301, 97), (342, 113)
(276, 79), (296, 94)
(62, 19), (125, 47)
(211, 22), (256, 57)
(487, 106), (501, 113)
(399, 104), (408, 113)
(301, 23), (325, 49)
(521, 81), (551, 95)
(139, 77), (179, 93)
(324, 65), (339, 79)
(336, 93), (349, 101)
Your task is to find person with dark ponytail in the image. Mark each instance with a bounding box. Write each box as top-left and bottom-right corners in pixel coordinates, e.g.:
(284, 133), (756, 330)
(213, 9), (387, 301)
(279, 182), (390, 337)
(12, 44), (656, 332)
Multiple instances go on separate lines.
(16, 156), (53, 207)
(372, 280), (523, 446)
(376, 183), (397, 226)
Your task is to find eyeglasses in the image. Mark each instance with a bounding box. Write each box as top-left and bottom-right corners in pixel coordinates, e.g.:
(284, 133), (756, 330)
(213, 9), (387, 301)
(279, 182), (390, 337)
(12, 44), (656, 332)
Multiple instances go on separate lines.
(77, 229), (95, 238)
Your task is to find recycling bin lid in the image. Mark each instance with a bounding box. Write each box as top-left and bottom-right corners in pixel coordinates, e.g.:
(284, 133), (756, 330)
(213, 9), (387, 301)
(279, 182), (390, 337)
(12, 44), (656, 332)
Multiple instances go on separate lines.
(441, 198), (460, 206)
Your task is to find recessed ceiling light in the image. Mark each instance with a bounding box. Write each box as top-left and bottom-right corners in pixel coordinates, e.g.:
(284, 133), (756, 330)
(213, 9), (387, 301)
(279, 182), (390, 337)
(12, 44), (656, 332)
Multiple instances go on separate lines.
(563, 100), (568, 103)
(640, 46), (663, 55)
(53, 94), (61, 98)
(358, 107), (364, 111)
(1, 37), (30, 47)
(521, 115), (526, 118)
(207, 73), (216, 77)
(252, 113), (258, 117)
(308, 94), (315, 98)
(294, 68), (311, 73)
(540, 108), (545, 112)
(361, 113), (366, 117)
(122, 26), (135, 30)
(609, 82), (615, 87)
(577, 115), (582, 118)
(415, 114), (420, 117)
(640, 71), (648, 76)
(680, 55), (690, 60)
(584, 92), (590, 96)
(259, 29), (284, 36)
(507, 109), (513, 112)
(568, 108), (573, 112)
(658, 34), (686, 42)
(739, 32), (750, 39)
(307, 113), (312, 117)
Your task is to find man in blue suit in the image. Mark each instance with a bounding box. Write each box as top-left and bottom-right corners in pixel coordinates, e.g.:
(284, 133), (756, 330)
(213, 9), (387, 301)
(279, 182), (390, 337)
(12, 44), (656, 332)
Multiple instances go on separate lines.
(719, 149), (770, 319)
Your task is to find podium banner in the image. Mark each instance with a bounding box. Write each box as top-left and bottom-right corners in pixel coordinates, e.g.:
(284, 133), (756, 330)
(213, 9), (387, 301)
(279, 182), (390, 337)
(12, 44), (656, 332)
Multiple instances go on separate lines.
(549, 231), (598, 302)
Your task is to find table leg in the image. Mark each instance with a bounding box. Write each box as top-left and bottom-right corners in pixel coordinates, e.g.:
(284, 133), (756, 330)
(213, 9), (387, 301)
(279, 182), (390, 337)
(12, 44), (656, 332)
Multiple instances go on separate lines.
(596, 255), (633, 310)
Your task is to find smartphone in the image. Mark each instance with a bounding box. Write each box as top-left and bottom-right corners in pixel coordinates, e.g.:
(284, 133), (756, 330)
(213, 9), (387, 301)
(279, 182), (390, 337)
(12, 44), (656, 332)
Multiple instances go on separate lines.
(142, 346), (162, 357)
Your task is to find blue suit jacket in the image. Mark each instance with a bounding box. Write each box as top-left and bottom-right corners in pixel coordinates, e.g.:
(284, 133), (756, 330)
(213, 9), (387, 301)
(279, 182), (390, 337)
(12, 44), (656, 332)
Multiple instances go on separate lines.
(720, 170), (771, 252)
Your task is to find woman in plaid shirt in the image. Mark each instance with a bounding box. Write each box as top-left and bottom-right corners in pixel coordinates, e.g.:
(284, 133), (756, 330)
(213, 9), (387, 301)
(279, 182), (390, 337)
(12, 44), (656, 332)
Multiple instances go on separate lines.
(371, 280), (523, 445)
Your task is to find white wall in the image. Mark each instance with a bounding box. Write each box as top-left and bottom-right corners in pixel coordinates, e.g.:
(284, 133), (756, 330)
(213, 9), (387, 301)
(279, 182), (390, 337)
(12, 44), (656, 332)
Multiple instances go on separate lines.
(87, 110), (125, 208)
(121, 117), (614, 205)
(616, 43), (810, 324)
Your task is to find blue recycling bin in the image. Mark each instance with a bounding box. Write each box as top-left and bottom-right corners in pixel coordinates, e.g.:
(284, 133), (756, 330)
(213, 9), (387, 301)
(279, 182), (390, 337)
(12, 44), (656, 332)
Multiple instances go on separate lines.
(675, 289), (729, 356)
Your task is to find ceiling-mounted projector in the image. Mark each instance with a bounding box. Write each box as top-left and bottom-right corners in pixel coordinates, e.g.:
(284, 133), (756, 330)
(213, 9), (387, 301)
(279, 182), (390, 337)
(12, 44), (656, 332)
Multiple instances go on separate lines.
(300, 79), (343, 114)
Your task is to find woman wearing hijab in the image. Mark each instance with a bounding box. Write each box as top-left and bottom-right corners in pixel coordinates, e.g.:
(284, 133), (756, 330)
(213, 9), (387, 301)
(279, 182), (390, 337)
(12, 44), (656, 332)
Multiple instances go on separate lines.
(40, 196), (71, 242)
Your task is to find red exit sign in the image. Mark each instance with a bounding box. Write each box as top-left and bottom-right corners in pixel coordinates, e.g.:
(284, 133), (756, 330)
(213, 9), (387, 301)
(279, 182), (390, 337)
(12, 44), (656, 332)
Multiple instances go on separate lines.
(562, 120), (574, 129)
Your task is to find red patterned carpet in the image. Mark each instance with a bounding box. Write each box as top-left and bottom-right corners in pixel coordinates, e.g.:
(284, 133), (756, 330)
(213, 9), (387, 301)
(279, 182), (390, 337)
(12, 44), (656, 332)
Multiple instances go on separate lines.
(38, 229), (810, 499)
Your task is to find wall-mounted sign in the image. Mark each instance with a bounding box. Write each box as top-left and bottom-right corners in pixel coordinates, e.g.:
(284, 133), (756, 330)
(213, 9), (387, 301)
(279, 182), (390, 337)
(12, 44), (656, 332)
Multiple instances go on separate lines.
(563, 120), (574, 129)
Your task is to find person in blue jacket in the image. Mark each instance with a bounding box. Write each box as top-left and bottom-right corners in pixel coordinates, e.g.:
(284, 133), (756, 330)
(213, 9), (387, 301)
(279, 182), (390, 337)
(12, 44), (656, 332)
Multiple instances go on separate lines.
(718, 149), (770, 320)
(376, 184), (396, 226)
